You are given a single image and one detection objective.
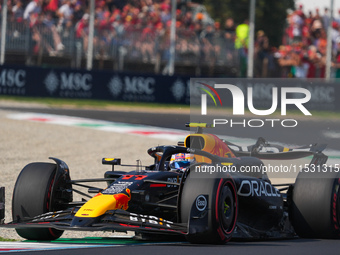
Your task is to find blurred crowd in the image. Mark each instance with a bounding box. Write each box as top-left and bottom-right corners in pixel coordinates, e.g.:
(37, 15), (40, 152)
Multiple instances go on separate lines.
(276, 4), (340, 78)
(6, 1), (218, 63)
(6, 0), (251, 74)
(8, 0), (338, 78)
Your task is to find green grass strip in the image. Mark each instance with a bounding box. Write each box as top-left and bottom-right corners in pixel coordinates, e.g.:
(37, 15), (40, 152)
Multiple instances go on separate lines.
(0, 96), (188, 110)
(0, 236), (18, 241)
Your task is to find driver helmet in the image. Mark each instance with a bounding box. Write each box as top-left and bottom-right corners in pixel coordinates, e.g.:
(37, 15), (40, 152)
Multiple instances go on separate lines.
(169, 153), (195, 171)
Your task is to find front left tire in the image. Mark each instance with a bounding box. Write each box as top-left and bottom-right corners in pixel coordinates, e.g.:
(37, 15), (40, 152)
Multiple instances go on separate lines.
(12, 162), (70, 240)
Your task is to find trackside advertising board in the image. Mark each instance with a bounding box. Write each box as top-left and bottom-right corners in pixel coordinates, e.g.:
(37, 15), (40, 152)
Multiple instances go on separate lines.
(0, 65), (190, 104)
(0, 65), (340, 111)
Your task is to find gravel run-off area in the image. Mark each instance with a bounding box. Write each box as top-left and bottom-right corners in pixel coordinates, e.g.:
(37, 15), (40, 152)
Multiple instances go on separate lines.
(0, 106), (172, 240)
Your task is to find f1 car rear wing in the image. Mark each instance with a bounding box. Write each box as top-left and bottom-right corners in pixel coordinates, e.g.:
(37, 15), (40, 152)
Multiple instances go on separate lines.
(224, 136), (328, 168)
(182, 133), (328, 162)
(227, 137), (327, 160)
(184, 123), (327, 161)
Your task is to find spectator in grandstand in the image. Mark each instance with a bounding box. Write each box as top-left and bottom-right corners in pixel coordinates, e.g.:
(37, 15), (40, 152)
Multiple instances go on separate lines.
(322, 7), (330, 30)
(182, 11), (194, 29)
(301, 17), (312, 47)
(11, 0), (24, 22)
(160, 25), (171, 74)
(315, 28), (327, 56)
(336, 10), (340, 25)
(24, 0), (43, 56)
(235, 19), (249, 77)
(331, 37), (340, 78)
(40, 11), (65, 55)
(75, 13), (90, 52)
(160, 3), (171, 24)
(200, 23), (216, 63)
(45, 0), (59, 12)
(290, 9), (304, 43)
(331, 22), (340, 52)
(57, 0), (74, 37)
(235, 20), (249, 50)
(23, 0), (42, 21)
(112, 11), (125, 36)
(224, 18), (235, 40)
(297, 4), (305, 18)
(72, 2), (85, 22)
(95, 1), (108, 21)
(315, 8), (321, 20)
(96, 11), (114, 58)
(194, 21), (203, 38)
(193, 21), (204, 64)
(140, 22), (156, 62)
(212, 21), (223, 62)
(254, 30), (270, 77)
(307, 44), (325, 78)
(304, 10), (314, 28)
(310, 16), (323, 38)
(198, 22), (222, 66)
(175, 26), (200, 63)
(223, 17), (236, 62)
(277, 45), (301, 77)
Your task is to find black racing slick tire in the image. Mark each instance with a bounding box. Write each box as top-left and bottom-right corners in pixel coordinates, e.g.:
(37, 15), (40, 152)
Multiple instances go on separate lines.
(12, 162), (67, 240)
(290, 168), (340, 238)
(180, 169), (238, 244)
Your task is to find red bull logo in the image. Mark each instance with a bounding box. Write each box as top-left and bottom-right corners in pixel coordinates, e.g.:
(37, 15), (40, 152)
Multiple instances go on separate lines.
(112, 188), (131, 210)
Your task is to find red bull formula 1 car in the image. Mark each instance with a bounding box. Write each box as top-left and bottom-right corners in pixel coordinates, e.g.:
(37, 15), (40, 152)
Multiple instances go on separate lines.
(1, 123), (340, 244)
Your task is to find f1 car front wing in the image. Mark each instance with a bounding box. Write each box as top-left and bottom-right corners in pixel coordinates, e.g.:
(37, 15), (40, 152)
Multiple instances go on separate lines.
(4, 207), (188, 236)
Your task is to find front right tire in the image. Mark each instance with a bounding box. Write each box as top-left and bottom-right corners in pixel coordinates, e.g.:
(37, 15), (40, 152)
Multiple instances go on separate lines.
(179, 168), (238, 244)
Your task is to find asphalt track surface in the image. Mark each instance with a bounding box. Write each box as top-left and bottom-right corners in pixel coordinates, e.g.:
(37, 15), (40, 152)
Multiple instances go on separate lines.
(1, 105), (340, 254)
(1, 106), (340, 150)
(9, 239), (340, 255)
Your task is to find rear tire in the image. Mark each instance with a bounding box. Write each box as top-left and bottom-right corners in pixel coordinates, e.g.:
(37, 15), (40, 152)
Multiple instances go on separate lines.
(290, 168), (340, 238)
(12, 163), (66, 240)
(180, 169), (237, 244)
